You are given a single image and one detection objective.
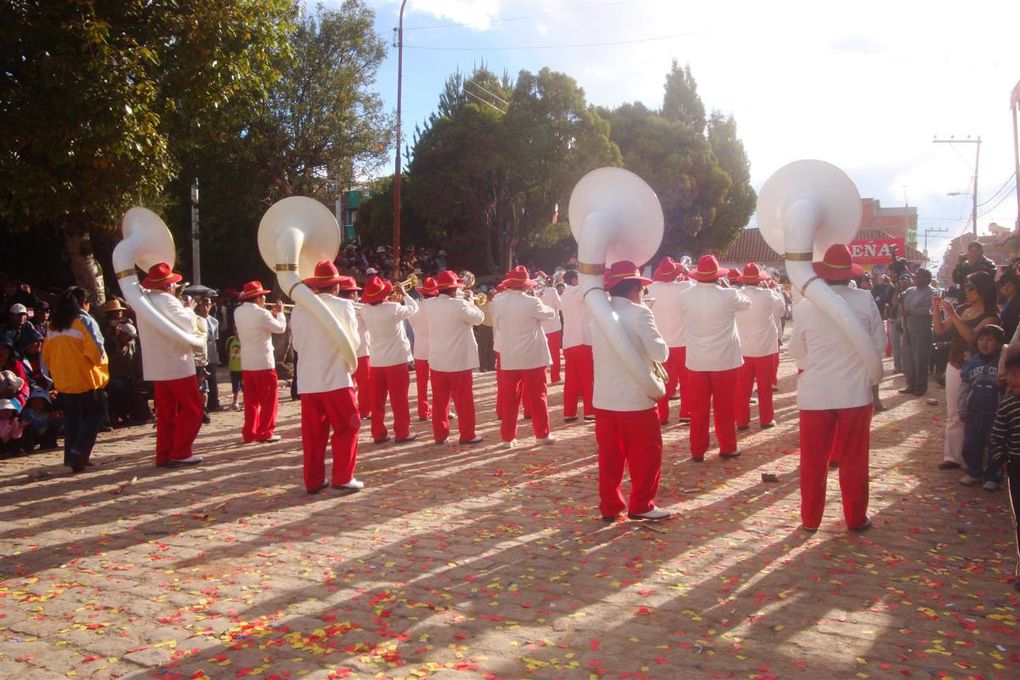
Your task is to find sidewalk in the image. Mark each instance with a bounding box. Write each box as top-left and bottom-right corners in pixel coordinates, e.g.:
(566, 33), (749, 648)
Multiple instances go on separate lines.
(1, 351), (1018, 679)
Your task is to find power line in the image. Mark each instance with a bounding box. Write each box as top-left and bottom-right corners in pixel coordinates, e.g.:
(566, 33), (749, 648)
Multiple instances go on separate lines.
(464, 80), (510, 107)
(405, 30), (709, 52)
(978, 185), (1017, 217)
(976, 170), (1017, 207)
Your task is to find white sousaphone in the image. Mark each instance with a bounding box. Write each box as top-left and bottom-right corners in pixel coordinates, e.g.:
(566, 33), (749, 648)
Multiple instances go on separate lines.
(113, 208), (204, 350)
(756, 159), (883, 384)
(568, 167), (666, 400)
(257, 196), (359, 374)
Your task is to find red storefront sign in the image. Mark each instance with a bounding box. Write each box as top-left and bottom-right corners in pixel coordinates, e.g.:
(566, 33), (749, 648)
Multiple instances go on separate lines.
(848, 238), (905, 264)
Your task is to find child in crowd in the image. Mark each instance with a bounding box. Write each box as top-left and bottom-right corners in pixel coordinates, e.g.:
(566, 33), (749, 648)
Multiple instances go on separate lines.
(20, 388), (60, 451)
(991, 350), (1020, 592)
(0, 397), (26, 454)
(226, 334), (243, 411)
(959, 324), (1006, 489)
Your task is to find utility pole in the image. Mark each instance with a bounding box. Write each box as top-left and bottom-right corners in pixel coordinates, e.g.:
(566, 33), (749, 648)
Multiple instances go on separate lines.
(1011, 80), (1020, 233)
(190, 178), (201, 285)
(933, 136), (981, 239)
(391, 0), (408, 281)
(922, 226), (949, 263)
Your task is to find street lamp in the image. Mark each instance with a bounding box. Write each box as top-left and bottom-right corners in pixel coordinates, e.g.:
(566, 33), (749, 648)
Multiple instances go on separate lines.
(392, 0), (408, 281)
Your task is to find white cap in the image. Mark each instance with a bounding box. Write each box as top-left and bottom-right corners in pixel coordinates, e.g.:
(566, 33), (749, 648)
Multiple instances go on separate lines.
(9, 303), (27, 315)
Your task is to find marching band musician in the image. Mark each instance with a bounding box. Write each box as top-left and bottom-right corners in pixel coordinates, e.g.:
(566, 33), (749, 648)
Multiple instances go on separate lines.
(647, 257), (694, 425)
(289, 262), (364, 494)
(358, 275), (418, 444)
(408, 277), (439, 421)
(559, 270), (595, 422)
(136, 263), (204, 467)
(490, 266), (557, 448)
(536, 272), (564, 384)
(424, 270), (485, 445)
(734, 263), (785, 430)
(336, 277), (372, 419)
(789, 245), (885, 532)
(675, 255), (751, 461)
(593, 261), (670, 522)
(234, 280), (287, 444)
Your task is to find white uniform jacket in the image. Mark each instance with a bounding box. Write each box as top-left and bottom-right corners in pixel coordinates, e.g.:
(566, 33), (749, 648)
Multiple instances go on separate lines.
(353, 303), (370, 359)
(291, 294), (357, 394)
(648, 279), (694, 347)
(592, 296), (669, 412)
(234, 302), (286, 371)
(408, 297), (432, 362)
(559, 284), (592, 349)
(138, 290), (199, 382)
(788, 285), (885, 410)
(359, 298), (418, 368)
(539, 287), (562, 334)
(490, 290), (555, 370)
(735, 286), (785, 358)
(425, 294), (485, 372)
(675, 282), (751, 371)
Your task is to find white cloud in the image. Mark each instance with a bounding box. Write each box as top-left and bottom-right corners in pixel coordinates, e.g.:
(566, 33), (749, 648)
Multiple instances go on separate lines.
(409, 0), (504, 31)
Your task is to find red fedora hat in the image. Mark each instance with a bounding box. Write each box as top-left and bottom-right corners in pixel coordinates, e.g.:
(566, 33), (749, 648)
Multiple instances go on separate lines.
(417, 276), (440, 297)
(435, 269), (464, 291)
(739, 262), (769, 284)
(689, 255), (729, 282)
(604, 260), (652, 291)
(813, 245), (864, 281)
(652, 257), (682, 282)
(302, 260), (345, 290)
(727, 268), (742, 284)
(238, 280), (271, 301)
(504, 265), (537, 290)
(360, 275), (393, 303)
(141, 263), (183, 290)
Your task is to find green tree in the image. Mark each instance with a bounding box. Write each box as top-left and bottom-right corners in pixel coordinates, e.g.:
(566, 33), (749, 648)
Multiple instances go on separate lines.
(706, 112), (757, 253)
(662, 60), (706, 134)
(0, 0), (295, 301)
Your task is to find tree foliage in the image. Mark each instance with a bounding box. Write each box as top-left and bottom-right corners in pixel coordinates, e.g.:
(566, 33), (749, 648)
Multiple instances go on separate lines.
(662, 60), (706, 133)
(706, 112), (757, 254)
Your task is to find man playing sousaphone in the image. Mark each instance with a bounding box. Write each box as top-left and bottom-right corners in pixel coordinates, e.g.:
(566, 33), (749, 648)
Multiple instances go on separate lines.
(136, 263), (204, 467)
(290, 261), (364, 494)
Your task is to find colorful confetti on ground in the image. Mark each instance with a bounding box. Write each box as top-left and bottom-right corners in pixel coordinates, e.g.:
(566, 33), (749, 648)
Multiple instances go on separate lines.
(1, 351), (1017, 679)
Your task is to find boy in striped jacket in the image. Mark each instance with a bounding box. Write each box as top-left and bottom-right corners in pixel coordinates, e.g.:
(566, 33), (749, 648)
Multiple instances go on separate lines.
(991, 349), (1020, 593)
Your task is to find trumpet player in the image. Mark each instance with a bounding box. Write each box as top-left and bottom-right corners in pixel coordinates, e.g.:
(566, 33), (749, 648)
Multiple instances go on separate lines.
(359, 276), (418, 443)
(593, 261), (670, 522)
(490, 266), (557, 447)
(559, 269), (595, 421)
(234, 280), (287, 444)
(136, 263), (204, 467)
(647, 257), (693, 425)
(535, 271), (563, 383)
(290, 261), (364, 494)
(408, 277), (439, 420)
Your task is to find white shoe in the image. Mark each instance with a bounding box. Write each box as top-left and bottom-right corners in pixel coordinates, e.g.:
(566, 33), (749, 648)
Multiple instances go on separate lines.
(535, 436), (556, 446)
(259, 434), (282, 443)
(502, 439), (518, 449)
(627, 506), (671, 521)
(982, 480), (1000, 491)
(959, 474), (979, 486)
(332, 477), (364, 491)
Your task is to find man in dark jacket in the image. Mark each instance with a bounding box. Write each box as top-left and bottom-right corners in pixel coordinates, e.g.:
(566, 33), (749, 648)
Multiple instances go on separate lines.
(952, 241), (997, 301)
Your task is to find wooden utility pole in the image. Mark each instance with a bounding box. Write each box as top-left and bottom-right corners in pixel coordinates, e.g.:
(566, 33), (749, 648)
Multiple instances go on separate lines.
(934, 136), (982, 239)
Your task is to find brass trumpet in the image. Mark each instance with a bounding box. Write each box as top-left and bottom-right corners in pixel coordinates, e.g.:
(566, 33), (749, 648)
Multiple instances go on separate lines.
(387, 272), (420, 301)
(472, 291), (488, 307)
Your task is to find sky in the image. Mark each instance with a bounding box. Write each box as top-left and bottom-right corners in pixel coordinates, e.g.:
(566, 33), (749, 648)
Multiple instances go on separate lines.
(304, 0), (1019, 264)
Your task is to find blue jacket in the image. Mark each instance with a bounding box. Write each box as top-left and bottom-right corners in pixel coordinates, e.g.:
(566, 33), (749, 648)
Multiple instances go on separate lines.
(958, 350), (1001, 417)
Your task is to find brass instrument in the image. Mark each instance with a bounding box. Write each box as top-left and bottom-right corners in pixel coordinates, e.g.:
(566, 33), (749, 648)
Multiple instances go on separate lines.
(473, 291), (488, 307)
(459, 270), (476, 290)
(387, 273), (419, 301)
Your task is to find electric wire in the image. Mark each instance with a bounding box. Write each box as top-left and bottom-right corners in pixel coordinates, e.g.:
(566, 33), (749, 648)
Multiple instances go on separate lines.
(976, 171), (1017, 207)
(977, 185), (1017, 218)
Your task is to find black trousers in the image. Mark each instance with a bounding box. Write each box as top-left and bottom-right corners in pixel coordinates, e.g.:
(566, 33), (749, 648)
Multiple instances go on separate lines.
(1008, 457), (1020, 577)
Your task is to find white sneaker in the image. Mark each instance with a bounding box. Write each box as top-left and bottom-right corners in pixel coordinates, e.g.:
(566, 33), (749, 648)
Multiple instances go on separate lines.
(627, 506), (671, 521)
(959, 474), (979, 486)
(982, 480), (1000, 491)
(535, 436), (556, 446)
(332, 477), (364, 491)
(259, 434), (282, 443)
(502, 439), (518, 449)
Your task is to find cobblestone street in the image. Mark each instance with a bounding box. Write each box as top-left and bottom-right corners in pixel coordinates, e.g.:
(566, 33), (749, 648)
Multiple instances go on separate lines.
(2, 351), (1018, 679)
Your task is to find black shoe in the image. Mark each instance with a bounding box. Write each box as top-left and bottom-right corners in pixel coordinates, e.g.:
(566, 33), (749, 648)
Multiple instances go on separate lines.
(897, 388), (915, 394)
(938, 461), (962, 470)
(69, 451), (86, 473)
(737, 425), (750, 431)
(168, 456), (203, 467)
(395, 433), (418, 443)
(307, 481), (329, 495)
(373, 436), (391, 444)
(202, 413), (211, 424)
(564, 416), (578, 422)
(848, 517), (872, 532)
(719, 450), (742, 459)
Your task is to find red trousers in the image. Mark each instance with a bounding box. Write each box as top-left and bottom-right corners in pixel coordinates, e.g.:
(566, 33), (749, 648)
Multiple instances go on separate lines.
(241, 368), (278, 442)
(300, 387), (360, 491)
(799, 405), (872, 530)
(498, 366), (550, 441)
(687, 367), (740, 459)
(154, 376), (203, 464)
(563, 345), (594, 419)
(736, 354), (777, 427)
(370, 363), (411, 441)
(431, 369), (476, 443)
(546, 331), (562, 382)
(354, 356), (372, 418)
(655, 346), (689, 424)
(494, 352), (530, 419)
(415, 359), (431, 420)
(772, 341), (780, 387)
(595, 408), (662, 517)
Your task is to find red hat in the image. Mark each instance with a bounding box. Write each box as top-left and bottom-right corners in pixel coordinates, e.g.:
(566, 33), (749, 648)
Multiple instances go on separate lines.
(689, 255), (729, 282)
(652, 257), (682, 282)
(302, 260), (345, 289)
(604, 260), (652, 291)
(336, 276), (362, 292)
(727, 268), (742, 283)
(435, 270), (464, 291)
(141, 263), (183, 290)
(495, 280), (509, 293)
(813, 245), (864, 281)
(361, 275), (393, 303)
(417, 276), (439, 297)
(739, 262), (769, 284)
(505, 265), (537, 290)
(238, 280), (271, 301)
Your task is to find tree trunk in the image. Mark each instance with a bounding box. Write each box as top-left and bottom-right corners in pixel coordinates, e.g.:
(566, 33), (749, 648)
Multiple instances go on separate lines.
(63, 223), (107, 305)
